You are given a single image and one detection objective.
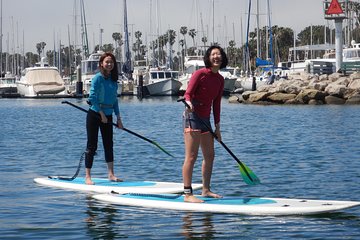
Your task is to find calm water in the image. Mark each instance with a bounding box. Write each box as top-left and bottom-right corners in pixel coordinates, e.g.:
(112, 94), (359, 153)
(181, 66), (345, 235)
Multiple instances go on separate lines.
(0, 96), (359, 239)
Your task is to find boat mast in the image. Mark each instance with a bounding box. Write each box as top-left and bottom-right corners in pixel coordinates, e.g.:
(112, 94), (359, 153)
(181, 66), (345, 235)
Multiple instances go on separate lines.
(80, 0), (89, 58)
(122, 0), (132, 79)
(0, 0), (2, 77)
(256, 0), (260, 58)
(212, 0), (215, 44)
(267, 0), (274, 67)
(245, 0), (252, 74)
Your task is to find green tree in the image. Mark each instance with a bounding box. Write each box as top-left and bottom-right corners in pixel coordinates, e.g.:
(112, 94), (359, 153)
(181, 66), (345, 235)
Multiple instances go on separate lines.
(180, 26), (188, 55)
(227, 40), (237, 66)
(36, 42), (47, 60)
(112, 32), (123, 60)
(188, 28), (197, 48)
(102, 44), (114, 53)
(133, 31), (143, 61)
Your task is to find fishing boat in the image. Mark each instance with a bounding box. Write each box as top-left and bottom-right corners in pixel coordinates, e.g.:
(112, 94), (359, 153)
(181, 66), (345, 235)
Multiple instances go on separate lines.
(80, 51), (122, 96)
(16, 58), (66, 97)
(141, 66), (182, 96)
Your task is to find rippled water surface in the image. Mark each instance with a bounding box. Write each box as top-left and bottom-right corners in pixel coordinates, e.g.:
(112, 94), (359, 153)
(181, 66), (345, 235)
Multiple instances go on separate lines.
(1, 96), (359, 239)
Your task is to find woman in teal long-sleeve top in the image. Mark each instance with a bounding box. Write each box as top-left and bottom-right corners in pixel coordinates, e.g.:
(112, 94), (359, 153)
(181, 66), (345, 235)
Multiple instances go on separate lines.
(85, 52), (123, 185)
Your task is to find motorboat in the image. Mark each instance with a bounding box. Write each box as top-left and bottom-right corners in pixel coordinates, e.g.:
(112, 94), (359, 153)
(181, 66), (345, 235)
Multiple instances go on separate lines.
(141, 67), (182, 96)
(16, 58), (65, 97)
(0, 72), (18, 96)
(219, 67), (240, 94)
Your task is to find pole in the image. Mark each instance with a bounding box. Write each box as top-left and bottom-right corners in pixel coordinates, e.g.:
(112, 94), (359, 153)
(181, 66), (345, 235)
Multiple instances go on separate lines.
(334, 19), (343, 72)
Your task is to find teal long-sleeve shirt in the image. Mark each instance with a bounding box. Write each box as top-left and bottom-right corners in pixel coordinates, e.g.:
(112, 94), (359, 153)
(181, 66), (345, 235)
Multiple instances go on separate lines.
(88, 72), (119, 116)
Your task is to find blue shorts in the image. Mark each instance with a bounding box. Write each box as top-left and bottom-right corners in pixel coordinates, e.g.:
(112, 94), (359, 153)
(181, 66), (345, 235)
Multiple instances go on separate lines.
(183, 111), (212, 134)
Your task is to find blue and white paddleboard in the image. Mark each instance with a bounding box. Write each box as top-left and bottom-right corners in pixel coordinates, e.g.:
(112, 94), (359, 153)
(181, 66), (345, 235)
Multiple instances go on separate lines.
(34, 177), (202, 194)
(92, 193), (360, 215)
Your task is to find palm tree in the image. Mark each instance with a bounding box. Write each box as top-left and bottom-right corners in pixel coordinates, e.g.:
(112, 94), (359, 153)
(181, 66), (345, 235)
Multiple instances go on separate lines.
(112, 32), (123, 60)
(133, 31), (143, 61)
(179, 39), (185, 71)
(166, 29), (177, 69)
(180, 26), (188, 55)
(36, 42), (47, 60)
(201, 36), (207, 54)
(188, 29), (197, 48)
(227, 40), (237, 66)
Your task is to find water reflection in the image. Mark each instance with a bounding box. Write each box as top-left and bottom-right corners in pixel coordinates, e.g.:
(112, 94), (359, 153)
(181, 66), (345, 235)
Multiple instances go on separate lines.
(85, 196), (125, 239)
(181, 212), (215, 239)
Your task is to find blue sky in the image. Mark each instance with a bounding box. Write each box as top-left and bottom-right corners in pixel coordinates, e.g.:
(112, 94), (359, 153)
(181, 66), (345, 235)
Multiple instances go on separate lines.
(1, 0), (329, 53)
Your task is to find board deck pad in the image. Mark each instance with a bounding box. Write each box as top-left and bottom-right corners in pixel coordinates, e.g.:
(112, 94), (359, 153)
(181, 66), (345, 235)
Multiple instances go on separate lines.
(92, 193), (360, 216)
(34, 177), (202, 194)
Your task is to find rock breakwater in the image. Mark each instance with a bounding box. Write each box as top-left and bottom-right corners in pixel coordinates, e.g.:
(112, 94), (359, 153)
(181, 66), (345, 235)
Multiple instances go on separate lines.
(229, 72), (360, 105)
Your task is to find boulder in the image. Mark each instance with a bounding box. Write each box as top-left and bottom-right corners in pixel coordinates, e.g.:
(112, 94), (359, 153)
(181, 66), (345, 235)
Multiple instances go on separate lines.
(267, 93), (297, 103)
(325, 83), (347, 97)
(348, 78), (360, 90)
(228, 95), (242, 103)
(345, 94), (360, 104)
(295, 89), (326, 103)
(325, 95), (346, 104)
(247, 92), (271, 103)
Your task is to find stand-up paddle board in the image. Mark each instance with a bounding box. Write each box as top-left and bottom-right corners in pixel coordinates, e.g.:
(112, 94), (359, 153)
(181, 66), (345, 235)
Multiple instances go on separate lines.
(34, 177), (202, 194)
(92, 193), (360, 216)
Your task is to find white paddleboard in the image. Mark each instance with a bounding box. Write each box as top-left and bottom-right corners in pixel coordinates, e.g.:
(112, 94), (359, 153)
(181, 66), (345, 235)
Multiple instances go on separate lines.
(92, 193), (360, 216)
(34, 177), (202, 194)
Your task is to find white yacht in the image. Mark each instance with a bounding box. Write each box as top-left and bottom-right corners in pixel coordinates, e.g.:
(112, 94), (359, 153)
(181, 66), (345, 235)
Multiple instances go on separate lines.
(16, 58), (65, 97)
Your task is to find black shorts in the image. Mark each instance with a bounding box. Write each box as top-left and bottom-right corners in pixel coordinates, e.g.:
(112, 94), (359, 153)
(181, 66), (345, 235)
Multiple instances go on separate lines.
(183, 111), (212, 134)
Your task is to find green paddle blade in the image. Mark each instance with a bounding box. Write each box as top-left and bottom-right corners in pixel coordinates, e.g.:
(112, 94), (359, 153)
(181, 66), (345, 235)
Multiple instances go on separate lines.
(238, 164), (261, 185)
(153, 142), (174, 157)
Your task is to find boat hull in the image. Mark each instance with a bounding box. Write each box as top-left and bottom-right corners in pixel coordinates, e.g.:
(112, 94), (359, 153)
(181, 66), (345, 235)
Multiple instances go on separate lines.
(145, 79), (182, 96)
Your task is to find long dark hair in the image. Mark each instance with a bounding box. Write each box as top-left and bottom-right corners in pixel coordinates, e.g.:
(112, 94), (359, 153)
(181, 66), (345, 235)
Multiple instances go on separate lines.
(203, 45), (228, 69)
(99, 52), (119, 81)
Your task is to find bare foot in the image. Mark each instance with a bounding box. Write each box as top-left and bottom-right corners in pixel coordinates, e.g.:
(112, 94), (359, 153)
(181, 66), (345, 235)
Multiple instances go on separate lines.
(109, 176), (123, 182)
(85, 177), (95, 185)
(202, 190), (222, 198)
(184, 194), (204, 203)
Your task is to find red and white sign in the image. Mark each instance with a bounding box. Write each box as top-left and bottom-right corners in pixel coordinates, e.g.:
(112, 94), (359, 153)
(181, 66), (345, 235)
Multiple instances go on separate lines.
(326, 0), (344, 15)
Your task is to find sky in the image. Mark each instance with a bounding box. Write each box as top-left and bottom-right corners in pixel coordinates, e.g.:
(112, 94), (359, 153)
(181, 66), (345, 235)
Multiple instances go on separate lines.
(0, 0), (332, 54)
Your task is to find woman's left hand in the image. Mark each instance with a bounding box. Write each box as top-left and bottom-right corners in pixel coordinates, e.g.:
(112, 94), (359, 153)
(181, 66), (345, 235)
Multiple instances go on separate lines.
(214, 127), (222, 142)
(116, 117), (124, 129)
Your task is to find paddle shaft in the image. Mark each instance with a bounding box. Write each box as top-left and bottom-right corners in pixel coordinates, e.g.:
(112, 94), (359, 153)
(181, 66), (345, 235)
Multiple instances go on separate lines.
(62, 100), (173, 157)
(178, 98), (255, 181)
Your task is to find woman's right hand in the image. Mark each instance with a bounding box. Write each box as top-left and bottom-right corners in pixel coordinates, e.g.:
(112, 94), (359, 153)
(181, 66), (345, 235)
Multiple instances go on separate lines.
(185, 101), (194, 112)
(100, 112), (108, 123)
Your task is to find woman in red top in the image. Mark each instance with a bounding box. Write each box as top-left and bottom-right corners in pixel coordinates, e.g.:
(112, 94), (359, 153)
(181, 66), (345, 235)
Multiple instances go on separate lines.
(182, 45), (228, 203)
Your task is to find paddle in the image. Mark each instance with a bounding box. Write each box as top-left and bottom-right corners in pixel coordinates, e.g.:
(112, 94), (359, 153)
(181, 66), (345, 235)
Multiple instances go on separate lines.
(62, 100), (174, 157)
(178, 98), (260, 185)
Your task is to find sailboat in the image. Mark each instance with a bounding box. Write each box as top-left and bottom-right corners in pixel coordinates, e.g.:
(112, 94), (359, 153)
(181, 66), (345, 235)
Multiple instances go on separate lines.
(132, 0), (182, 96)
(79, 0), (122, 96)
(238, 0), (277, 91)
